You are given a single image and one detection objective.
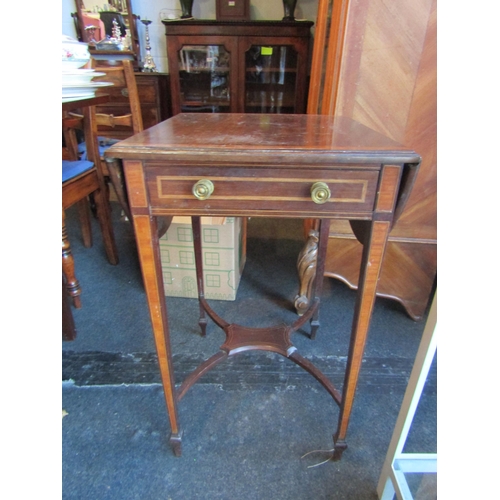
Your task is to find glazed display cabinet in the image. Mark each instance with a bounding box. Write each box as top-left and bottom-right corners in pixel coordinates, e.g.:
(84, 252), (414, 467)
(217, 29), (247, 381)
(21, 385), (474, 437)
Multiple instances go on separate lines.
(162, 20), (313, 115)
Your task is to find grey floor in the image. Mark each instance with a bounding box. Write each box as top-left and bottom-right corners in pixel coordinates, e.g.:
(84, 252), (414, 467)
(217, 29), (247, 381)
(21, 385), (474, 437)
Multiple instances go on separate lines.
(62, 202), (436, 499)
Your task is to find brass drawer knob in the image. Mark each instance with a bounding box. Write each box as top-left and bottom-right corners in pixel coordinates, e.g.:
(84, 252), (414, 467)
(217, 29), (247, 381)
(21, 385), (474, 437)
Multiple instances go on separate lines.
(310, 182), (331, 204)
(192, 179), (214, 200)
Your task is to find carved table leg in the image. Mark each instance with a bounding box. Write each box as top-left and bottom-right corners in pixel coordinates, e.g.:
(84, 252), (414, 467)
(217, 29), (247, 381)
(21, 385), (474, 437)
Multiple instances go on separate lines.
(333, 219), (391, 460)
(294, 217), (328, 339)
(294, 227), (319, 317)
(62, 210), (82, 309)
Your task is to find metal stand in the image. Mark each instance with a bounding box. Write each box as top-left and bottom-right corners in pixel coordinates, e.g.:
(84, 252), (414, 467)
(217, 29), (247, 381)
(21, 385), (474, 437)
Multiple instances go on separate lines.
(141, 19), (157, 72)
(377, 292), (437, 499)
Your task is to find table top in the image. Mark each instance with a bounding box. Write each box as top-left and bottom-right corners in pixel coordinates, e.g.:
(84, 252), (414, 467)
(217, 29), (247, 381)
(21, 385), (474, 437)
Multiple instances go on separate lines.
(105, 114), (421, 166)
(62, 94), (109, 112)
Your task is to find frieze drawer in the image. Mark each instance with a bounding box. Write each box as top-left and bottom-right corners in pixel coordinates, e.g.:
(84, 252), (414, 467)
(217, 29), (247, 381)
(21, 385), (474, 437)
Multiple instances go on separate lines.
(146, 165), (379, 218)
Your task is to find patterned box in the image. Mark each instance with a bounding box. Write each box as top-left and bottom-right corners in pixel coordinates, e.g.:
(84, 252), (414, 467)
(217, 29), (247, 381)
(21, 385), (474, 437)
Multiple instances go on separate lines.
(159, 217), (246, 301)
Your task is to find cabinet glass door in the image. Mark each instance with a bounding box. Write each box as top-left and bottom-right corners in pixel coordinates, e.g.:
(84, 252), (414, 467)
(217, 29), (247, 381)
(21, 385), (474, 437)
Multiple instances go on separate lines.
(244, 45), (298, 113)
(178, 45), (231, 113)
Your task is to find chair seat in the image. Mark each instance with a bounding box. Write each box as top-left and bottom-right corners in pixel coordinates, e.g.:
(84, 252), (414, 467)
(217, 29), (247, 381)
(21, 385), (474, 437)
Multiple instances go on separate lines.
(62, 160), (94, 183)
(62, 98), (120, 316)
(78, 137), (120, 160)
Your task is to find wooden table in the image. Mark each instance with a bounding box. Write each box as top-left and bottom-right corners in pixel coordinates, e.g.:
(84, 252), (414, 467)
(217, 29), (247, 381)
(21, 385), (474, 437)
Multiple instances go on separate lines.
(105, 113), (420, 460)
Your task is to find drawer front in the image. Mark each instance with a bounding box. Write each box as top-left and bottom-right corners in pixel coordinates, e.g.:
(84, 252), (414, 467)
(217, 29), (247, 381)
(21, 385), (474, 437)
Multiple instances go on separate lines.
(146, 165), (379, 217)
(137, 82), (158, 104)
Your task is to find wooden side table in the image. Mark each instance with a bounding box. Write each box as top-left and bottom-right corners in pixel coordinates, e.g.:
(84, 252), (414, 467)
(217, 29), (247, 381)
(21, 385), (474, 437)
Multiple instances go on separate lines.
(105, 113), (420, 460)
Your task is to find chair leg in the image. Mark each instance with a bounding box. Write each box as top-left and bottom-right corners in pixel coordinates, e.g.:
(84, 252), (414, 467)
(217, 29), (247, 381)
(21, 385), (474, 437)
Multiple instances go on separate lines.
(88, 187), (109, 220)
(106, 158), (132, 221)
(62, 210), (82, 309)
(76, 198), (93, 248)
(93, 187), (119, 265)
(62, 276), (77, 340)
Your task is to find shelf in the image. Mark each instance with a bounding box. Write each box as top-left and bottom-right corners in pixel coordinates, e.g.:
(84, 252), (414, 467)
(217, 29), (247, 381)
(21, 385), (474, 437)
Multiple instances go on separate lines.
(180, 67), (230, 74)
(245, 102), (295, 109)
(244, 107), (295, 114)
(245, 82), (295, 93)
(181, 98), (231, 106)
(181, 103), (232, 113)
(246, 68), (298, 74)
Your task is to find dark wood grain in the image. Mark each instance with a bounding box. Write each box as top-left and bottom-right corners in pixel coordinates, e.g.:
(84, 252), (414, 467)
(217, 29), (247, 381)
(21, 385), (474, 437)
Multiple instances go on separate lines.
(107, 113), (419, 161)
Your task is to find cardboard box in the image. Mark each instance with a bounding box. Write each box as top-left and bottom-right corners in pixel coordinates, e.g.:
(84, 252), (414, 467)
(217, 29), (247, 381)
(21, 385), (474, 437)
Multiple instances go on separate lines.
(159, 217), (246, 301)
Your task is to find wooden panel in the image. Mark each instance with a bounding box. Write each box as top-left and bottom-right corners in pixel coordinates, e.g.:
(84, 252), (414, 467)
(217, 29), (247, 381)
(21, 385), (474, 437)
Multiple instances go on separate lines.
(136, 73), (171, 128)
(336, 0), (437, 240)
(396, 0), (437, 240)
(308, 0), (437, 319)
(137, 83), (158, 104)
(336, 0), (433, 142)
(334, 0), (436, 237)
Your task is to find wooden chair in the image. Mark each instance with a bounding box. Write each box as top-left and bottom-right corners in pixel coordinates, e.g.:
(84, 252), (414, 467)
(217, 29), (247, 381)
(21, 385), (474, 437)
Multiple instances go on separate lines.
(71, 60), (174, 241)
(74, 59), (143, 219)
(62, 108), (119, 309)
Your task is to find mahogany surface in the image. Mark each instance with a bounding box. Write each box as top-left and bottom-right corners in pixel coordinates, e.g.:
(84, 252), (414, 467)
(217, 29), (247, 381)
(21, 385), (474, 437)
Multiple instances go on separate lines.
(105, 112), (420, 459)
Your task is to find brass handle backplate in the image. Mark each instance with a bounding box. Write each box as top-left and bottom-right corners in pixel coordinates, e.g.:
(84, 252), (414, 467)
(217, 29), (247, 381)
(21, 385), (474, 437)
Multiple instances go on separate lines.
(192, 179), (214, 200)
(310, 182), (331, 204)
